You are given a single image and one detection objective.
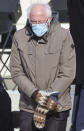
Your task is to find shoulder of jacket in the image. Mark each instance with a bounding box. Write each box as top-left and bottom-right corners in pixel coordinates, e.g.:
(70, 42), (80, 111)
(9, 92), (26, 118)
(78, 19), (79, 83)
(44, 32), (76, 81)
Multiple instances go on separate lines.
(59, 27), (71, 41)
(53, 23), (70, 41)
(60, 26), (69, 35)
(52, 22), (69, 34)
(14, 28), (27, 40)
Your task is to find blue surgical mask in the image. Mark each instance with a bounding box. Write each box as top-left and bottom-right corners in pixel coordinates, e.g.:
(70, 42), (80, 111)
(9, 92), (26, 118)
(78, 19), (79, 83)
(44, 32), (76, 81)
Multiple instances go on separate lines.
(32, 24), (48, 37)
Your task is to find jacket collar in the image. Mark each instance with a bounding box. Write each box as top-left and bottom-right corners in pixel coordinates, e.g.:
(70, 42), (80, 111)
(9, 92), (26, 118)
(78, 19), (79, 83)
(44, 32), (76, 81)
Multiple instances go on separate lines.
(25, 20), (60, 44)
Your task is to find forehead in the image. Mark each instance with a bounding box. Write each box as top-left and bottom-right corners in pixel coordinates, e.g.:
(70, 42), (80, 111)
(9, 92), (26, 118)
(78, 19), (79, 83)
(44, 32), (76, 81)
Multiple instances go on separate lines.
(30, 5), (47, 20)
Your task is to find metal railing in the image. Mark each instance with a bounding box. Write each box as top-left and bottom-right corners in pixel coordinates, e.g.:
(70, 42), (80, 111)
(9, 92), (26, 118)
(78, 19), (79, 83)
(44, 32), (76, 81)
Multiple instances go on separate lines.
(0, 25), (17, 90)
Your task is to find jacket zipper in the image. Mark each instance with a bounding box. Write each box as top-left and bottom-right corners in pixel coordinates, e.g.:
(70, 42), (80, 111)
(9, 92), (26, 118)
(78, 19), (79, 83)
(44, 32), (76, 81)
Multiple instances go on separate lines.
(35, 41), (39, 88)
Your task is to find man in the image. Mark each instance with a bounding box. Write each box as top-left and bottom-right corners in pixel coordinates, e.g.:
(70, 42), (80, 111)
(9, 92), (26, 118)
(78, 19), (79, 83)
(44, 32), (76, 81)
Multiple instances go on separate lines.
(67, 0), (84, 131)
(10, 3), (76, 131)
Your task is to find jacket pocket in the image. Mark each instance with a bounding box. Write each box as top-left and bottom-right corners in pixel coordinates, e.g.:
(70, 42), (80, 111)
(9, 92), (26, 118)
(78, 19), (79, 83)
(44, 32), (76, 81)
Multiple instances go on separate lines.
(44, 48), (61, 69)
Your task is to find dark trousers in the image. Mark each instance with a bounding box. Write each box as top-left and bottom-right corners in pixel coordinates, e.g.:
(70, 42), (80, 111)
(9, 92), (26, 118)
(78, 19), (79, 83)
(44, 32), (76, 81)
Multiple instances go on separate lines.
(19, 110), (69, 131)
(70, 85), (84, 131)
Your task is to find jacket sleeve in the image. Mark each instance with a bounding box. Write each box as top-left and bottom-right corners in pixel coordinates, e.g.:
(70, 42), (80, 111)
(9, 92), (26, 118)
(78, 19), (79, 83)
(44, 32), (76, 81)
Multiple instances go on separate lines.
(49, 30), (76, 98)
(10, 34), (38, 97)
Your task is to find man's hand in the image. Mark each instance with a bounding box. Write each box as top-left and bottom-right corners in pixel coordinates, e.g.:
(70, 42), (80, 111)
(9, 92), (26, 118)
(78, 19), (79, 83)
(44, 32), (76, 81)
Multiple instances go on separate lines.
(32, 90), (48, 106)
(32, 90), (62, 111)
(33, 96), (62, 129)
(35, 91), (48, 106)
(33, 105), (49, 129)
(38, 90), (62, 112)
(45, 96), (62, 112)
(33, 90), (62, 129)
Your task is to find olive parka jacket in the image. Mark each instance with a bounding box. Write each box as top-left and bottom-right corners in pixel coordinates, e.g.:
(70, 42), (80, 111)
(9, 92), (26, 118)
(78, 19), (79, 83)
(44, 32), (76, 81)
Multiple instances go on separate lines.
(10, 22), (76, 113)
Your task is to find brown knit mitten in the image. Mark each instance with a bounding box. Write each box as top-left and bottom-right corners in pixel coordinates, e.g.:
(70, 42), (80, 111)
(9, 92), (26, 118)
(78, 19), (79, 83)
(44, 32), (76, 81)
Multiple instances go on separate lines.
(37, 90), (62, 112)
(33, 105), (49, 129)
(46, 97), (62, 112)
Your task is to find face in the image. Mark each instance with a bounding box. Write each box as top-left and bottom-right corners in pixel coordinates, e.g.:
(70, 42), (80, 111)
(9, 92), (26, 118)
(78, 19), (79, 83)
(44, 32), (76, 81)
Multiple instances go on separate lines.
(30, 5), (52, 26)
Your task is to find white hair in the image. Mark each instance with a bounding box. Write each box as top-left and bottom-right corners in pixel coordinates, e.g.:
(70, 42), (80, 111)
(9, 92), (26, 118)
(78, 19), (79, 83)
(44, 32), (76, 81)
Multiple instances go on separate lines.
(27, 3), (52, 21)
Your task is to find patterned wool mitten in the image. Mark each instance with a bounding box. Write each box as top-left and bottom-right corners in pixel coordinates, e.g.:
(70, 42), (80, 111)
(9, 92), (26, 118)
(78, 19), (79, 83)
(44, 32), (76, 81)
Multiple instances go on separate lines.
(33, 91), (62, 129)
(38, 90), (62, 112)
(33, 105), (49, 129)
(46, 95), (62, 112)
(35, 91), (48, 107)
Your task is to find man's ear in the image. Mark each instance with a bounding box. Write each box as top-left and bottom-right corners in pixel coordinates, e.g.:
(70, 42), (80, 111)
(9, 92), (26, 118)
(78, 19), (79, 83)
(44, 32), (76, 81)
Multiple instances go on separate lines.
(47, 16), (53, 26)
(50, 16), (53, 22)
